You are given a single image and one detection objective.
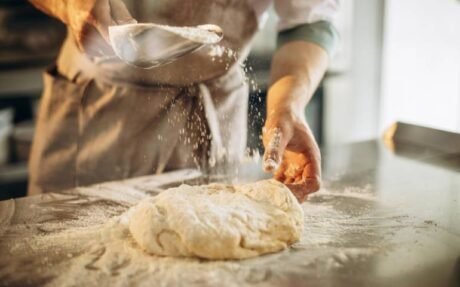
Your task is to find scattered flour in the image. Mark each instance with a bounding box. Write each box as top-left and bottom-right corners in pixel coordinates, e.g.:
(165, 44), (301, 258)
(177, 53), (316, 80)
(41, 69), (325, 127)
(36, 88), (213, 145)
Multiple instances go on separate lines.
(2, 183), (452, 287)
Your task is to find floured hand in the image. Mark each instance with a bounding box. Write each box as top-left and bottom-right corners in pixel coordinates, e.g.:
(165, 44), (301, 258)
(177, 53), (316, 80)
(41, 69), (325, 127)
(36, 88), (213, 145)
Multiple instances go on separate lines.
(263, 108), (321, 202)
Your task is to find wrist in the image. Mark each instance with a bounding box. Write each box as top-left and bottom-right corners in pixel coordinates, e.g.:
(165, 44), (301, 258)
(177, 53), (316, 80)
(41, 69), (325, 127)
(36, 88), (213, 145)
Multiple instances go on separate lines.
(264, 105), (306, 136)
(267, 75), (311, 117)
(266, 95), (305, 122)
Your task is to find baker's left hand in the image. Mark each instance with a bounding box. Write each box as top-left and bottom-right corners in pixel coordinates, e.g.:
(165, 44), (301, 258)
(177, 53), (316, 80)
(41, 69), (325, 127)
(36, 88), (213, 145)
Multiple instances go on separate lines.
(262, 107), (321, 202)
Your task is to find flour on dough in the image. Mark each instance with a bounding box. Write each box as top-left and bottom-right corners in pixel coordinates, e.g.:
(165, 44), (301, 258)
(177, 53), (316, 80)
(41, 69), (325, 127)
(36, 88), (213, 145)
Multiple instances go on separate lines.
(127, 179), (304, 259)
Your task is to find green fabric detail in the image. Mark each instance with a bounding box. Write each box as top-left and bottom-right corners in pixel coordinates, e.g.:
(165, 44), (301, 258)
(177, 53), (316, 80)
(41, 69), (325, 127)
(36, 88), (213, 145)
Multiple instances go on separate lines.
(277, 21), (339, 57)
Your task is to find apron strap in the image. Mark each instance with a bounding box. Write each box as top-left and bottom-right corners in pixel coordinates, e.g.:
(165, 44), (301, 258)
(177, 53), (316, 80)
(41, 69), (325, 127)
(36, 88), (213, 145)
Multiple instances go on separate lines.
(198, 83), (225, 164)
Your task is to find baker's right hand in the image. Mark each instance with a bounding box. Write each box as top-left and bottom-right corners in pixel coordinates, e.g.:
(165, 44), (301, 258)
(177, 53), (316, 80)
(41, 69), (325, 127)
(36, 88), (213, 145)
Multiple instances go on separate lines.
(66, 0), (136, 56)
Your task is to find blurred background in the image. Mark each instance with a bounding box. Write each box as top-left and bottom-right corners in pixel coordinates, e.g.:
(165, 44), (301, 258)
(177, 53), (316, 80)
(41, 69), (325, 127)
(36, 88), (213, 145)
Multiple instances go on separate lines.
(0, 0), (458, 199)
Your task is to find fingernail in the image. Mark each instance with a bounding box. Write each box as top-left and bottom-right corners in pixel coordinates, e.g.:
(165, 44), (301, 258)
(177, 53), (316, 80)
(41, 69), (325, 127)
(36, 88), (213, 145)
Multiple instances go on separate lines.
(263, 158), (279, 172)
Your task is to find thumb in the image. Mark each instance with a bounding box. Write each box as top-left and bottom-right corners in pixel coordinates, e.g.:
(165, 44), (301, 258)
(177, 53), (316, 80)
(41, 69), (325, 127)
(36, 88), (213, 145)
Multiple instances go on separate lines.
(109, 0), (137, 25)
(263, 127), (289, 173)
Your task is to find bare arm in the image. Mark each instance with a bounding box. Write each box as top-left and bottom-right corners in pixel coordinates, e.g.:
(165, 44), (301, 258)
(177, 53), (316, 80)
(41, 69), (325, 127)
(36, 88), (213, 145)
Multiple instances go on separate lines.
(268, 41), (328, 116)
(263, 41), (329, 202)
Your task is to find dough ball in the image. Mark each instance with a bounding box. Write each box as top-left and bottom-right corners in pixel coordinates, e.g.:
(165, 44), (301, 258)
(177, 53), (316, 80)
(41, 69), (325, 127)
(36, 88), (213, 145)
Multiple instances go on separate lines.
(128, 179), (303, 259)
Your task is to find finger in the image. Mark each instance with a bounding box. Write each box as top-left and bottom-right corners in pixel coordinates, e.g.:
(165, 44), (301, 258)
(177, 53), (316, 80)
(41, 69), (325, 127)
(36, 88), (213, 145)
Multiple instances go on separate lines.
(90, 12), (116, 55)
(283, 161), (301, 184)
(77, 24), (113, 56)
(109, 0), (137, 25)
(302, 158), (321, 187)
(284, 162), (301, 178)
(287, 174), (320, 200)
(295, 174), (302, 183)
(295, 127), (322, 185)
(263, 127), (289, 173)
(287, 178), (320, 202)
(274, 169), (286, 182)
(274, 161), (286, 182)
(286, 183), (309, 203)
(84, 0), (115, 44)
(303, 177), (321, 193)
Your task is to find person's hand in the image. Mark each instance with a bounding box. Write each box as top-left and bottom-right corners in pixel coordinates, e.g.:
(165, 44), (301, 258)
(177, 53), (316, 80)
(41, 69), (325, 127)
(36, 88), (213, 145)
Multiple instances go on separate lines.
(66, 0), (136, 56)
(263, 108), (321, 202)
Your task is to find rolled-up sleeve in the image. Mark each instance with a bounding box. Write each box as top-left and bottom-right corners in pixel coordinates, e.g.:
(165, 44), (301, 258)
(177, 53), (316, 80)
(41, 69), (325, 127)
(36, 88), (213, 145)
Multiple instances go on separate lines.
(275, 0), (340, 57)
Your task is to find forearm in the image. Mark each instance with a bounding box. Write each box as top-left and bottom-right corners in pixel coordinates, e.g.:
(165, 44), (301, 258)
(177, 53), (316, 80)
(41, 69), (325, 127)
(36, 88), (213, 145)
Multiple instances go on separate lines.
(267, 41), (329, 117)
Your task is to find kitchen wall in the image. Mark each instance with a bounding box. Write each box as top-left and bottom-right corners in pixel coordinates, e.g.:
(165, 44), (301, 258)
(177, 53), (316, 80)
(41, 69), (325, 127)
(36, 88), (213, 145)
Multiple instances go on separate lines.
(379, 0), (460, 134)
(325, 0), (460, 145)
(324, 0), (384, 145)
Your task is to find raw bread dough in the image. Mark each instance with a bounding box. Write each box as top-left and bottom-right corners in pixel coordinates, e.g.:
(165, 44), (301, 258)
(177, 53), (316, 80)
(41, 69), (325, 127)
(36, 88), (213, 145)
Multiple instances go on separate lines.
(128, 179), (304, 259)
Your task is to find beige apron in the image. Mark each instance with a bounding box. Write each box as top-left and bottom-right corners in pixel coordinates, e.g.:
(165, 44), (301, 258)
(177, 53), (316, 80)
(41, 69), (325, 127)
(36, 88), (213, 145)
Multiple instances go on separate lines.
(28, 0), (258, 195)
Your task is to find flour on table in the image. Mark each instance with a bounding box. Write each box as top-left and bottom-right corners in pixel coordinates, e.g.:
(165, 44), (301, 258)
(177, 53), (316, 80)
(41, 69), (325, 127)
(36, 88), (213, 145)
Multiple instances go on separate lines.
(127, 179), (303, 260)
